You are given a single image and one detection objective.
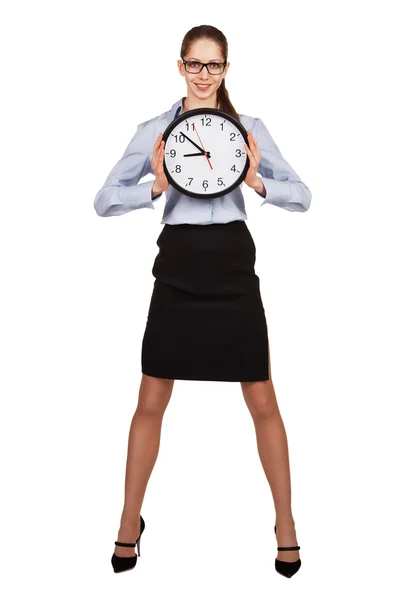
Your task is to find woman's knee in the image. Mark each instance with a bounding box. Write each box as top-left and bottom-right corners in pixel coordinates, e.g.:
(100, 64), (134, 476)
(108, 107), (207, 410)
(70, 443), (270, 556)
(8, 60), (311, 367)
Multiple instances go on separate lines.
(136, 374), (175, 416)
(240, 380), (278, 419)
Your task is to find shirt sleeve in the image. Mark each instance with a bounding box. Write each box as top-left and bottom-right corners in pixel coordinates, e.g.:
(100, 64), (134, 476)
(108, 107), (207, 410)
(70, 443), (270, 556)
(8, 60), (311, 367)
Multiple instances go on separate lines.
(254, 117), (312, 212)
(93, 123), (162, 217)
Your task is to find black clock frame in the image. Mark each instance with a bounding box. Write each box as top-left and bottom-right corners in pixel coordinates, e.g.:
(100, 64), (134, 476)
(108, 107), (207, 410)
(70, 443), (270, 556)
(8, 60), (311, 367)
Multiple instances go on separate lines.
(162, 107), (250, 200)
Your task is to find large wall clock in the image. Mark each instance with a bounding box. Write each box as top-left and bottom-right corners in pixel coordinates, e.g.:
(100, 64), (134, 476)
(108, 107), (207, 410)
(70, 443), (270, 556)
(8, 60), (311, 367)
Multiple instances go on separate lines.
(162, 108), (250, 200)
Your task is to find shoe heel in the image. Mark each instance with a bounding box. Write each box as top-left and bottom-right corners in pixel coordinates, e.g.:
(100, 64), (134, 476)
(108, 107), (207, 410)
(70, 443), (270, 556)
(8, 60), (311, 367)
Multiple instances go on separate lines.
(111, 514), (145, 573)
(274, 524), (301, 578)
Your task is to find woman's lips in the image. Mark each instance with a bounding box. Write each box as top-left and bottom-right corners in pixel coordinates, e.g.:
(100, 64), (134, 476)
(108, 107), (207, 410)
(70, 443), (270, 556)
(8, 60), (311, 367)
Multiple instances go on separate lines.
(195, 83), (211, 90)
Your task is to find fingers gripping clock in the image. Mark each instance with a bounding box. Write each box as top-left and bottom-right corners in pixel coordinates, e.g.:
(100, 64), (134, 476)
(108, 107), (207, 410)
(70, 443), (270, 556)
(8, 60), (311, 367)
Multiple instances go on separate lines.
(162, 108), (250, 200)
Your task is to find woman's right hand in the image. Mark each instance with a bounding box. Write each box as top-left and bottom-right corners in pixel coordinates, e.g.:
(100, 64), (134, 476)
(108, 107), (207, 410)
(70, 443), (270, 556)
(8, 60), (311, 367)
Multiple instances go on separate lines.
(151, 133), (169, 195)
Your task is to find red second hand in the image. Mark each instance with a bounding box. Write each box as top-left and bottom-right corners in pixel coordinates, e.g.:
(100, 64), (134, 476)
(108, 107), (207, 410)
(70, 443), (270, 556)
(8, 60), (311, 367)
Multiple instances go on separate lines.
(193, 124), (213, 170)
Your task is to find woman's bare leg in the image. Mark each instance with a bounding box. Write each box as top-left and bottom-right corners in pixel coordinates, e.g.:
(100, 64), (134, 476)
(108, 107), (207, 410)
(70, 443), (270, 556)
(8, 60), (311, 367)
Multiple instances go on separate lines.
(240, 338), (300, 562)
(114, 374), (175, 558)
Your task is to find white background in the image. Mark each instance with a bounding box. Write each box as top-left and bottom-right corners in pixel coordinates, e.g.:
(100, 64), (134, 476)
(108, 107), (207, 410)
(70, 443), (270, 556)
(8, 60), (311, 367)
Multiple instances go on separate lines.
(1, 0), (399, 597)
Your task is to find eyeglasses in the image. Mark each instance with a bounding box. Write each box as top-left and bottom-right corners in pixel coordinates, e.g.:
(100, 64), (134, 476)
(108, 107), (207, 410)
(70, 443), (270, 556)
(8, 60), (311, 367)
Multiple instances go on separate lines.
(181, 59), (227, 75)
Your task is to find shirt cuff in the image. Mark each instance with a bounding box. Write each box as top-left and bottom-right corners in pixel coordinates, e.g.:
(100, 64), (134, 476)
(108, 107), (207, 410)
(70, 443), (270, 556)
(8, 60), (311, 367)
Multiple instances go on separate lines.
(119, 179), (156, 210)
(258, 177), (293, 207)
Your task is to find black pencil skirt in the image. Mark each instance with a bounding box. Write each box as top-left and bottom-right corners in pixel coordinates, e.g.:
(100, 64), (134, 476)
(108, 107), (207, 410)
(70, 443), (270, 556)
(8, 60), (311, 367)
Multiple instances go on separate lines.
(141, 219), (270, 382)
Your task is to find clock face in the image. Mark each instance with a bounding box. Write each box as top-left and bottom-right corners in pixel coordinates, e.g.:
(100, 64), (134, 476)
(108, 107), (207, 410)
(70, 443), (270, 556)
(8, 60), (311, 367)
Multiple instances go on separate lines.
(162, 108), (250, 200)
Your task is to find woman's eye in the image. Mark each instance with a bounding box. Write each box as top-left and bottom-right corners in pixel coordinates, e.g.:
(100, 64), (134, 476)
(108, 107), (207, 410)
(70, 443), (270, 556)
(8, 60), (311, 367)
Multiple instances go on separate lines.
(189, 62), (199, 67)
(211, 63), (219, 68)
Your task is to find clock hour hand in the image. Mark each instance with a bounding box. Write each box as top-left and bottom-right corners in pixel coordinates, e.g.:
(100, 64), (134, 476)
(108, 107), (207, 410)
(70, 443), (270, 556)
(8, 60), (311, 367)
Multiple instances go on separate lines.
(183, 151), (211, 157)
(178, 131), (208, 155)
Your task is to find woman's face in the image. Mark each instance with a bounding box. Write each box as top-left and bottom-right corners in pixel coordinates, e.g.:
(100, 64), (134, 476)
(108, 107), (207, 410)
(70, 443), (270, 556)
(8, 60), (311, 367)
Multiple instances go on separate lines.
(177, 39), (230, 102)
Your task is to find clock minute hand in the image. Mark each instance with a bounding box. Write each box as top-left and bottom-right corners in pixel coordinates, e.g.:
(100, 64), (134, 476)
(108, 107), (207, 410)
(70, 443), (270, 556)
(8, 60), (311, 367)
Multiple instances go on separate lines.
(179, 131), (208, 155)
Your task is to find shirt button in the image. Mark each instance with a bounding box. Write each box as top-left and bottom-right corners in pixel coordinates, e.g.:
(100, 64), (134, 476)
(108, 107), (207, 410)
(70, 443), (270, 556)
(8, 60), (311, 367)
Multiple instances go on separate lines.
(205, 204), (210, 207)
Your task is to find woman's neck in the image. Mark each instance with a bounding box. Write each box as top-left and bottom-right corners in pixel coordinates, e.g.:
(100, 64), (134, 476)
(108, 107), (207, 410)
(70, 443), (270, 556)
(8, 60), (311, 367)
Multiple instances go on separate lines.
(181, 95), (220, 113)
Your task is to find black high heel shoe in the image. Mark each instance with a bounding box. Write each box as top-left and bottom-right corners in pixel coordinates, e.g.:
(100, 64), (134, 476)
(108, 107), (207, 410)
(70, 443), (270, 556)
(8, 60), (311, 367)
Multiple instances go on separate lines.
(274, 524), (301, 578)
(111, 515), (145, 573)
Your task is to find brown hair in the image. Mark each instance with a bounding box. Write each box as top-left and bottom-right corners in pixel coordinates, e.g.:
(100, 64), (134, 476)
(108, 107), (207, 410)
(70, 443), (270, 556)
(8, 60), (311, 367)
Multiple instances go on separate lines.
(180, 25), (240, 122)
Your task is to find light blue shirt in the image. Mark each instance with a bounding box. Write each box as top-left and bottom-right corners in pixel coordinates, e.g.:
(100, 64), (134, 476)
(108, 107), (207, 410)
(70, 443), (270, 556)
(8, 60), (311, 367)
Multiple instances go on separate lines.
(93, 97), (312, 224)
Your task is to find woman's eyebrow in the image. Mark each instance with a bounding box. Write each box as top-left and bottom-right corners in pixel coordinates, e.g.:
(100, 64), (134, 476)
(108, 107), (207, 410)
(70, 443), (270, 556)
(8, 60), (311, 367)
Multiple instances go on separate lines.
(188, 57), (223, 61)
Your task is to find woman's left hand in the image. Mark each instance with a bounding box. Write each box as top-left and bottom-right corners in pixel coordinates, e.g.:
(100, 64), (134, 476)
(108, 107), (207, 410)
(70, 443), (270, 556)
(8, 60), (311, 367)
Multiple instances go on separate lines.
(243, 131), (262, 190)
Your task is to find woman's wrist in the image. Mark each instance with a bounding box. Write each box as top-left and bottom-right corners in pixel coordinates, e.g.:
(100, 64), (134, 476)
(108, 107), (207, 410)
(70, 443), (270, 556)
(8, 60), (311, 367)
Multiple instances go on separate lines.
(251, 176), (266, 197)
(152, 182), (163, 198)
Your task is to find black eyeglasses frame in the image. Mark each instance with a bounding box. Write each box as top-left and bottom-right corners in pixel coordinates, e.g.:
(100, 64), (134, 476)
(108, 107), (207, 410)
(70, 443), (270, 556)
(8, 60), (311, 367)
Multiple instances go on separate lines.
(181, 59), (227, 74)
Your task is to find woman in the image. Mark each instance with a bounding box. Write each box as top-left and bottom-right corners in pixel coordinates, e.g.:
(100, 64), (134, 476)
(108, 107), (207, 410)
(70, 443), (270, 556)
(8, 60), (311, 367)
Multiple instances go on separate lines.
(94, 25), (311, 578)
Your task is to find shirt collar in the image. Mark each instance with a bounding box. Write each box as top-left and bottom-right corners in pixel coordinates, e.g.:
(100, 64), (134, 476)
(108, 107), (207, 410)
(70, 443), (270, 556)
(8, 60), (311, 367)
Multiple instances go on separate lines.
(169, 97), (184, 121)
(169, 97), (221, 121)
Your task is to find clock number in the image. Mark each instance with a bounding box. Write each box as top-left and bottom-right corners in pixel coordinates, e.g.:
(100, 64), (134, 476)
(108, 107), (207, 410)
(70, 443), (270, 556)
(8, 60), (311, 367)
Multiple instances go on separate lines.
(217, 177), (225, 187)
(231, 165), (240, 173)
(230, 132), (236, 141)
(185, 122), (195, 131)
(202, 180), (209, 190)
(171, 133), (185, 143)
(201, 117), (212, 126)
(220, 121), (226, 131)
(185, 177), (193, 187)
(173, 165), (182, 173)
(169, 149), (176, 158)
(235, 148), (243, 157)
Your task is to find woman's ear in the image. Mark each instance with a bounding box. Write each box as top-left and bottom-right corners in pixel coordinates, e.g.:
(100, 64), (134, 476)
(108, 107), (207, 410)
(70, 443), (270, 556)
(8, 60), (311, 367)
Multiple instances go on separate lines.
(177, 60), (185, 77)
